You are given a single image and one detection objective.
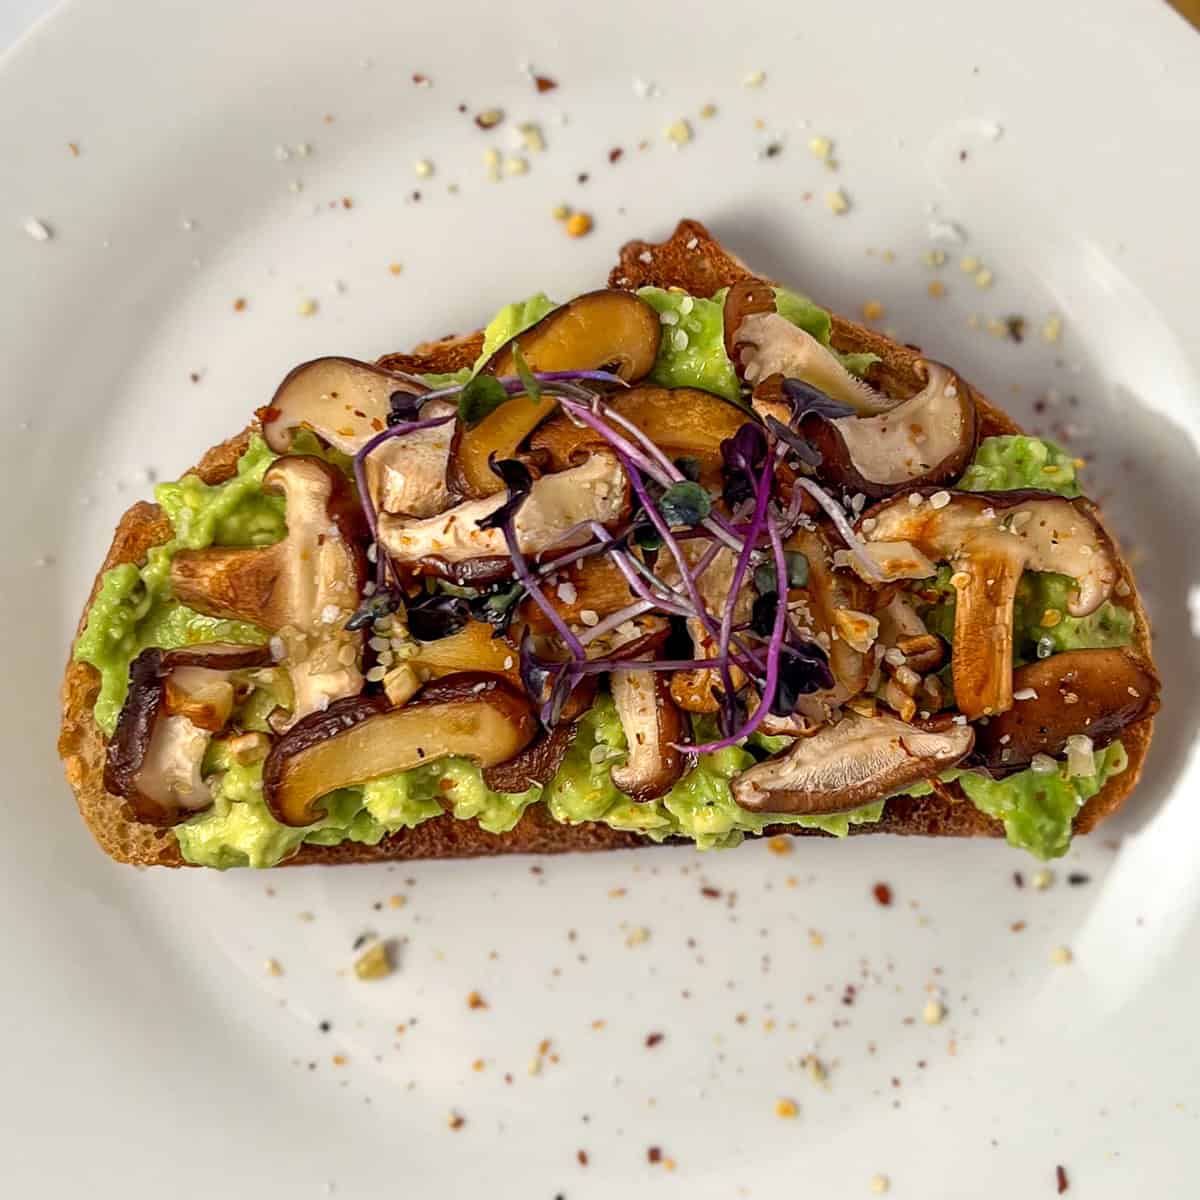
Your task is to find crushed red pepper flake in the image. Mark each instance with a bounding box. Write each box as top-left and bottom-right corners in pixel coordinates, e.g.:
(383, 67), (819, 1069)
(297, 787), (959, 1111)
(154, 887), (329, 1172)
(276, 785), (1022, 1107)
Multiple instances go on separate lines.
(535, 75), (558, 93)
(232, 297), (247, 312)
(448, 1111), (465, 1131)
(466, 990), (488, 1010)
(873, 883), (894, 907)
(645, 1031), (664, 1048)
(577, 1149), (589, 1166)
(700, 885), (722, 899)
(608, 147), (624, 164)
(647, 1146), (662, 1164)
(1056, 1164), (1070, 1194)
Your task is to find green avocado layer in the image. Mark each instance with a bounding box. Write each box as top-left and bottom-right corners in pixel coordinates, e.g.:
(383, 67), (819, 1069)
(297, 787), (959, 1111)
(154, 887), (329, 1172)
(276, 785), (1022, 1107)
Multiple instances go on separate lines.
(75, 304), (1133, 867)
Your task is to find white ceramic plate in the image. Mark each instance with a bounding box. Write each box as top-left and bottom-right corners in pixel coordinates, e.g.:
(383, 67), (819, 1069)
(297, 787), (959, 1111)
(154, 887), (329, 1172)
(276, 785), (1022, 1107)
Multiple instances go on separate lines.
(4, 1), (1199, 1195)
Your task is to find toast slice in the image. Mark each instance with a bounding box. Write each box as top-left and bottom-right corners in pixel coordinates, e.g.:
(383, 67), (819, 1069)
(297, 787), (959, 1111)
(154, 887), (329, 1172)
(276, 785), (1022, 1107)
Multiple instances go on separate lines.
(58, 220), (1156, 866)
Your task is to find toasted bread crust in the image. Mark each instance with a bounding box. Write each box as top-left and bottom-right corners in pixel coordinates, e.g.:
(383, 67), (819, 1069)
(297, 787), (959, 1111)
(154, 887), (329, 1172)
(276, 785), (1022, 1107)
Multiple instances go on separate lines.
(58, 219), (1155, 866)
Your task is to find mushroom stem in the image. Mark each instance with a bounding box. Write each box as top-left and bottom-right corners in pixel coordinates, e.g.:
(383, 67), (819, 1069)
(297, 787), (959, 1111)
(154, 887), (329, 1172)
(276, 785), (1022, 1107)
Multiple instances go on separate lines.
(951, 542), (1023, 718)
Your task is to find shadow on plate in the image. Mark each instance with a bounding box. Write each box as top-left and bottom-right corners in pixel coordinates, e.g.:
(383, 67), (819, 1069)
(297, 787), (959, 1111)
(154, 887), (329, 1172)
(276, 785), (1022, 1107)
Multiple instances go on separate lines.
(1095, 386), (1200, 837)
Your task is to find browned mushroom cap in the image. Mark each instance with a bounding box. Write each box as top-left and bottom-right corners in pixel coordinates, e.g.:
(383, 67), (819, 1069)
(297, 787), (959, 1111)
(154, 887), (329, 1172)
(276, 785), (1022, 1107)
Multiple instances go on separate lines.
(262, 672), (538, 826)
(857, 489), (1119, 719)
(259, 357), (425, 455)
(974, 648), (1159, 774)
(732, 712), (974, 815)
(451, 290), (661, 499)
(610, 670), (687, 801)
(733, 311), (893, 415)
(378, 451), (629, 571)
(105, 643), (272, 826)
(482, 721), (578, 792)
(529, 385), (745, 487)
(721, 277), (778, 369)
(800, 362), (978, 498)
(171, 456), (368, 723)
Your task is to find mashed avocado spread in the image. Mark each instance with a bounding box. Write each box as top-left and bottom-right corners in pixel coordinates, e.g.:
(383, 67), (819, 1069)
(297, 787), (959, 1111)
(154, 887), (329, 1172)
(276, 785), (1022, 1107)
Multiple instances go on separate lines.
(76, 304), (1130, 867)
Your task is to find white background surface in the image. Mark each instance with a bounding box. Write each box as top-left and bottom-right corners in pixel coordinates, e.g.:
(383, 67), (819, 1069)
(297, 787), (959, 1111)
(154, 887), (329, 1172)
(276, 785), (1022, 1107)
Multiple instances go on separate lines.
(3, 1), (1199, 1196)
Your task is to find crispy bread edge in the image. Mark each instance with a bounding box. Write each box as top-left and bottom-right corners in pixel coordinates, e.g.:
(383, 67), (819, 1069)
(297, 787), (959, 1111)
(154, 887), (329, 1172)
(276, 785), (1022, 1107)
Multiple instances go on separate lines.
(58, 220), (1155, 866)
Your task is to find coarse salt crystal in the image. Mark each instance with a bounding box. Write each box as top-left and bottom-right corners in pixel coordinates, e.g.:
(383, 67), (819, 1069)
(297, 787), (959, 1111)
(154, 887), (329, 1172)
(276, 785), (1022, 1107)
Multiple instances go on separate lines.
(24, 218), (52, 242)
(929, 490), (951, 509)
(1013, 687), (1039, 701)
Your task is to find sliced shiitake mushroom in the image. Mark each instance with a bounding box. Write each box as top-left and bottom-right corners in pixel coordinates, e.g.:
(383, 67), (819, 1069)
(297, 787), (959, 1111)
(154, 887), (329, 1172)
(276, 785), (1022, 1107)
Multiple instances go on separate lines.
(857, 488), (1119, 719)
(258, 356), (425, 455)
(482, 721), (578, 792)
(379, 451), (629, 570)
(733, 311), (893, 415)
(800, 361), (978, 498)
(732, 712), (974, 815)
(368, 398), (457, 518)
(105, 643), (272, 826)
(171, 455), (368, 725)
(721, 277), (778, 367)
(610, 669), (687, 801)
(518, 556), (636, 634)
(786, 525), (872, 714)
(528, 385), (746, 486)
(450, 290), (661, 498)
(974, 648), (1159, 774)
(261, 672), (537, 826)
(409, 619), (521, 685)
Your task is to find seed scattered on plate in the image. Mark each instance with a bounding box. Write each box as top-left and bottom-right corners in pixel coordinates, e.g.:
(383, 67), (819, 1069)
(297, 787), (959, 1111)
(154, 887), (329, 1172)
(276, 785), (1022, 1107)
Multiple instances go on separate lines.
(518, 122), (546, 153)
(775, 1097), (799, 1118)
(767, 835), (792, 855)
(826, 189), (850, 215)
(665, 119), (693, 146)
(922, 997), (946, 1025)
(1050, 945), (1074, 966)
(475, 107), (504, 130)
(504, 156), (529, 176)
(699, 102), (718, 119)
(353, 940), (394, 980)
(467, 990), (489, 1010)
(974, 267), (994, 288)
(233, 297), (247, 313)
(743, 69), (766, 87)
(928, 280), (947, 298)
(297, 298), (318, 317)
(414, 159), (434, 178)
(870, 1174), (891, 1194)
(1042, 314), (1064, 343)
(565, 212), (593, 238)
(1032, 868), (1055, 890)
(447, 1111), (465, 1130)
(862, 300), (885, 321)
